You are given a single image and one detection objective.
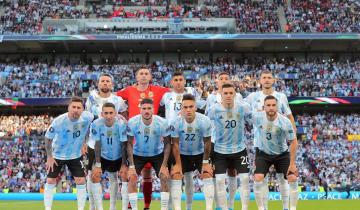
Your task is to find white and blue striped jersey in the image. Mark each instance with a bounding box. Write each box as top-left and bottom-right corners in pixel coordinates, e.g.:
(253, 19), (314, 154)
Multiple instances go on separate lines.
(252, 111), (296, 155)
(85, 90), (127, 149)
(160, 87), (206, 122)
(205, 92), (243, 113)
(45, 111), (94, 160)
(245, 91), (292, 148)
(127, 115), (170, 157)
(90, 118), (127, 161)
(170, 113), (212, 156)
(206, 102), (251, 154)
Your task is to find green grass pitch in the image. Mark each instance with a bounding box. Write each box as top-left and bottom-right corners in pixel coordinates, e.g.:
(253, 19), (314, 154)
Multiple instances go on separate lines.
(0, 200), (359, 210)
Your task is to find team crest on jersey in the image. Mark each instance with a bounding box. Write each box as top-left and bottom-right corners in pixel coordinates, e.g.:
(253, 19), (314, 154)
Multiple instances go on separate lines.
(227, 112), (233, 119)
(266, 124), (273, 132)
(237, 113), (241, 119)
(107, 130), (112, 137)
(73, 124), (79, 130)
(144, 127), (150, 135)
(149, 91), (154, 98)
(187, 127), (193, 132)
(176, 95), (182, 101)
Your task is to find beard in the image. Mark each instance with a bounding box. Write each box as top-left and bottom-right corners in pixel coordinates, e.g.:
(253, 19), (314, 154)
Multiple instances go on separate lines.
(100, 88), (110, 93)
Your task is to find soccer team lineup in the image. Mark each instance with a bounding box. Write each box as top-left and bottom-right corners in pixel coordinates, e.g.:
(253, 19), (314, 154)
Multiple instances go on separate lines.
(42, 68), (300, 210)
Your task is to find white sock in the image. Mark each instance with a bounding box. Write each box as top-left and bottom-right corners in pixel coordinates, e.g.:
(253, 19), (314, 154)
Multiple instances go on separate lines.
(184, 172), (194, 210)
(160, 192), (170, 210)
(121, 182), (129, 210)
(86, 174), (95, 210)
(171, 180), (182, 210)
(109, 172), (118, 210)
(263, 175), (269, 210)
(76, 184), (87, 210)
(213, 178), (220, 209)
(202, 178), (214, 210)
(215, 174), (228, 210)
(228, 176), (237, 210)
(44, 183), (55, 210)
(238, 173), (250, 210)
(129, 192), (138, 210)
(168, 180), (173, 210)
(278, 174), (289, 210)
(254, 180), (265, 210)
(92, 183), (103, 210)
(289, 181), (298, 210)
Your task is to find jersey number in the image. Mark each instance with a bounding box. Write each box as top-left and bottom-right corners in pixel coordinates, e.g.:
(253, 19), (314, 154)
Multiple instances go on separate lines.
(174, 103), (182, 111)
(225, 120), (237, 129)
(240, 156), (249, 165)
(266, 133), (272, 141)
(107, 137), (113, 145)
(185, 134), (196, 141)
(144, 135), (149, 143)
(73, 130), (80, 138)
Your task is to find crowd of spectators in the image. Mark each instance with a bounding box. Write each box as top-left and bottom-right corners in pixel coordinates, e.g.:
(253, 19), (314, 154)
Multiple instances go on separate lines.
(0, 112), (359, 193)
(0, 57), (359, 98)
(285, 0), (360, 33)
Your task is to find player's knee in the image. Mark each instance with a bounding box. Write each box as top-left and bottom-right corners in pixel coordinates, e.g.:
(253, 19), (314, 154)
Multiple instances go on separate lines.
(227, 168), (237, 177)
(171, 173), (183, 180)
(277, 174), (287, 184)
(129, 174), (138, 184)
(254, 174), (265, 182)
(159, 173), (170, 182)
(201, 172), (211, 179)
(239, 173), (249, 184)
(287, 174), (297, 183)
(46, 178), (56, 185)
(74, 177), (86, 185)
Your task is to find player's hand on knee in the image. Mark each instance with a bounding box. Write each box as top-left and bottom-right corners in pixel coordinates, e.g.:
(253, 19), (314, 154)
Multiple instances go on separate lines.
(91, 167), (102, 183)
(159, 165), (170, 180)
(46, 157), (58, 173)
(119, 164), (129, 180)
(170, 164), (183, 178)
(287, 164), (298, 177)
(127, 167), (137, 180)
(201, 163), (213, 178)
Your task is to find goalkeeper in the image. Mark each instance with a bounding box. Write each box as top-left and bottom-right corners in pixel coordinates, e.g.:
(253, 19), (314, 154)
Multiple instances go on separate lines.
(91, 102), (129, 210)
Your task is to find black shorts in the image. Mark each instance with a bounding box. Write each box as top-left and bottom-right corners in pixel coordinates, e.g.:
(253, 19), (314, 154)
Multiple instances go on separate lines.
(101, 157), (122, 173)
(254, 148), (290, 179)
(210, 142), (215, 164)
(181, 153), (203, 173)
(47, 157), (86, 178)
(86, 146), (95, 171)
(134, 153), (164, 176)
(214, 149), (249, 174)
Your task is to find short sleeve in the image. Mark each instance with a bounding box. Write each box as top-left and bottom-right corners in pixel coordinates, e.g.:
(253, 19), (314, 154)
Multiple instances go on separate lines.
(161, 119), (171, 137)
(127, 119), (135, 137)
(119, 122), (128, 142)
(169, 119), (179, 138)
(201, 116), (212, 138)
(117, 88), (128, 100)
(281, 94), (292, 116)
(45, 118), (59, 140)
(90, 122), (101, 142)
(285, 119), (296, 141)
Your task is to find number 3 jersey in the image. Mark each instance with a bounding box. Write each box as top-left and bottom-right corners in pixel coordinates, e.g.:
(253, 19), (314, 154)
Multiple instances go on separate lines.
(45, 111), (94, 160)
(127, 115), (170, 157)
(170, 113), (212, 156)
(90, 118), (127, 160)
(206, 102), (251, 154)
(252, 111), (296, 155)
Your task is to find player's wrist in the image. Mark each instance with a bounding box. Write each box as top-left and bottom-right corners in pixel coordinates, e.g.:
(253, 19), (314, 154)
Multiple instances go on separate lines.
(129, 165), (135, 169)
(202, 160), (209, 164)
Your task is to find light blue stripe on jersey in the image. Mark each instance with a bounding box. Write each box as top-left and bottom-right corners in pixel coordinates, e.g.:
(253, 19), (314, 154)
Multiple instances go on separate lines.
(253, 111), (295, 155)
(206, 102), (251, 154)
(170, 113), (211, 156)
(45, 111), (94, 160)
(90, 118), (127, 160)
(127, 115), (170, 157)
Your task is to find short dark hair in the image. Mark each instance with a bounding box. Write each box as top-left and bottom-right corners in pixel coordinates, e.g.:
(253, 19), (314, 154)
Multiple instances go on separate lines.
(140, 98), (153, 106)
(264, 95), (277, 103)
(217, 72), (230, 78)
(99, 73), (113, 82)
(221, 83), (235, 90)
(102, 102), (116, 110)
(69, 96), (84, 105)
(260, 70), (274, 77)
(136, 66), (151, 75)
(182, 94), (195, 102)
(172, 71), (184, 78)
